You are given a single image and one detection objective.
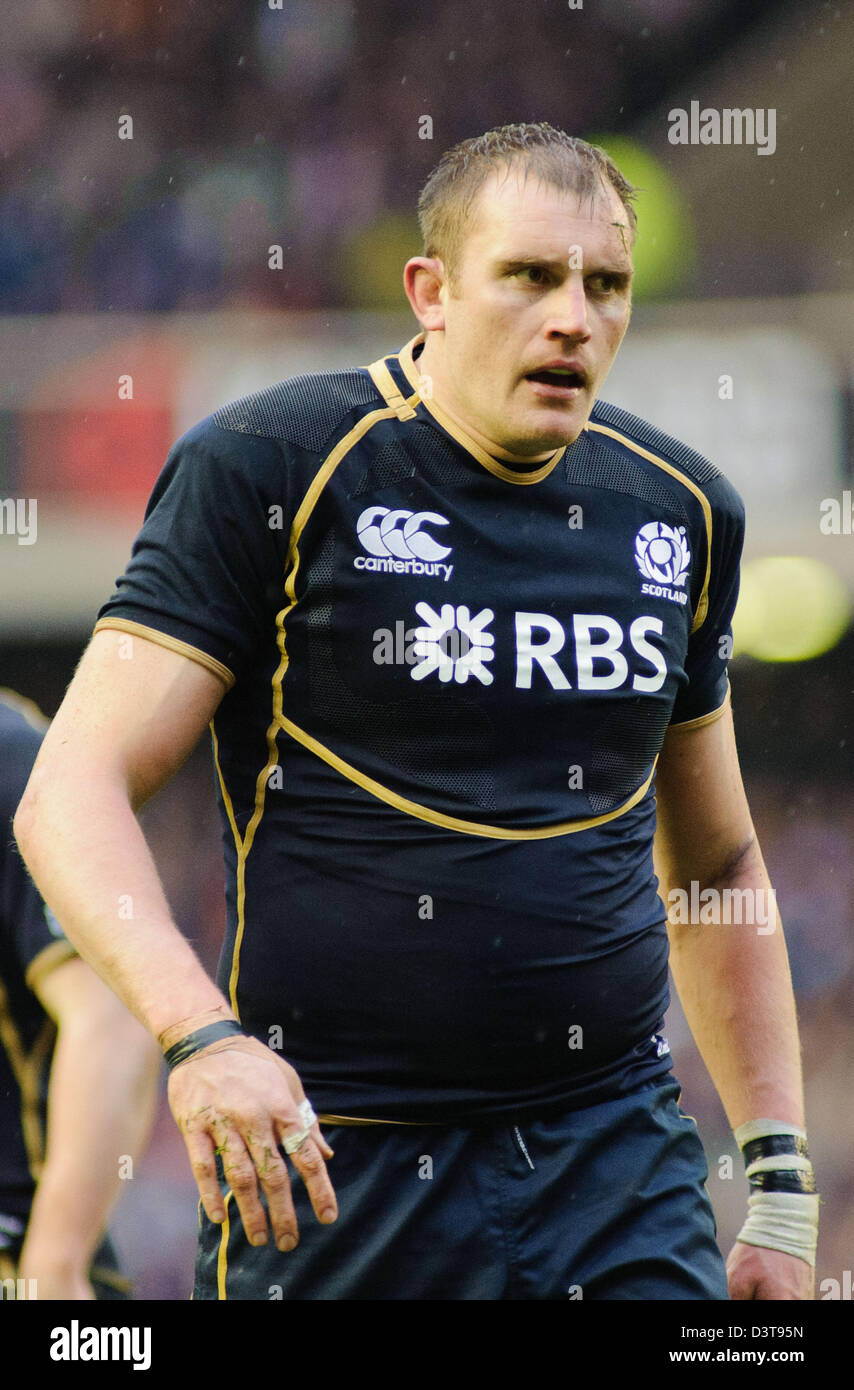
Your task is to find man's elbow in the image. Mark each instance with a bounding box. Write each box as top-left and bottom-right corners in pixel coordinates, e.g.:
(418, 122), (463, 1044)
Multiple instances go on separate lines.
(13, 766), (46, 862)
(13, 755), (69, 866)
(14, 751), (128, 860)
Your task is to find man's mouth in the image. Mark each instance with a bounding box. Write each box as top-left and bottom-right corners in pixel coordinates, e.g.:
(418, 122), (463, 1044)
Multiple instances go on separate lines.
(524, 366), (587, 394)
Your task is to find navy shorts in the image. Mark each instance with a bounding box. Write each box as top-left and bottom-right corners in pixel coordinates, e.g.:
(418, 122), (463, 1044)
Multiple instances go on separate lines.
(194, 1075), (729, 1301)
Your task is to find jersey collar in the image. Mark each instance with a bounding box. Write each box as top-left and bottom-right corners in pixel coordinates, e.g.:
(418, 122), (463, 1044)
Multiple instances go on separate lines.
(393, 333), (567, 486)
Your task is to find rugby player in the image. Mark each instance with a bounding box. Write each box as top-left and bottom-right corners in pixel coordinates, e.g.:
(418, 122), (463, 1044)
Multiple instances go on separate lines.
(14, 124), (818, 1299)
(1, 689), (159, 1299)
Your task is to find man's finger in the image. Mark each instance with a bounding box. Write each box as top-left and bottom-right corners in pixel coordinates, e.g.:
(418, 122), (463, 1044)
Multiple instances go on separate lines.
(214, 1127), (270, 1247)
(278, 1095), (337, 1217)
(276, 1117), (338, 1226)
(241, 1127), (300, 1252)
(279, 1128), (336, 1228)
(183, 1128), (227, 1224)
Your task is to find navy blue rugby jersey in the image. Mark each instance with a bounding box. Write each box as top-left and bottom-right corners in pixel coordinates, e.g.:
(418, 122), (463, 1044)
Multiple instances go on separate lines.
(96, 332), (745, 1123)
(0, 692), (77, 1224)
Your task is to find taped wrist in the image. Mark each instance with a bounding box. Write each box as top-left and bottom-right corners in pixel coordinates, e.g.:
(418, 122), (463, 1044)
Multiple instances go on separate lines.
(163, 1020), (246, 1070)
(734, 1119), (819, 1267)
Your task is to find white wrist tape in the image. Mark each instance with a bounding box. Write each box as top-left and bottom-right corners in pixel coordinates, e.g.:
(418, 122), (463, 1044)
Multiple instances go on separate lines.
(734, 1118), (819, 1268)
(736, 1191), (819, 1267)
(734, 1118), (806, 1146)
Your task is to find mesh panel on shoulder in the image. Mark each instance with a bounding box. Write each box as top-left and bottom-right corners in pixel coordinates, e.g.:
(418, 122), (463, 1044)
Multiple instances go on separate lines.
(351, 441), (417, 498)
(402, 422), (479, 490)
(564, 436), (689, 523)
(346, 422), (475, 499)
(212, 370), (379, 453)
(591, 401), (721, 486)
(298, 524), (497, 811)
(584, 700), (670, 815)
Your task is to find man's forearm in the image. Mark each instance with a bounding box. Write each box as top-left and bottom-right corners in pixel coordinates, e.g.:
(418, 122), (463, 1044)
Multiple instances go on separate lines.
(19, 1010), (160, 1279)
(14, 767), (230, 1039)
(665, 839), (804, 1130)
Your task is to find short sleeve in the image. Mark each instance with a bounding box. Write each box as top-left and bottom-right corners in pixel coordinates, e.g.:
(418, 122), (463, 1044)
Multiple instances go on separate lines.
(0, 712), (76, 987)
(95, 418), (295, 685)
(669, 474), (745, 727)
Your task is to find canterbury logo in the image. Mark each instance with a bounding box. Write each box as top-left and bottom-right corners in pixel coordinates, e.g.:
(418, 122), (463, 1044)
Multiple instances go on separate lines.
(354, 506), (453, 581)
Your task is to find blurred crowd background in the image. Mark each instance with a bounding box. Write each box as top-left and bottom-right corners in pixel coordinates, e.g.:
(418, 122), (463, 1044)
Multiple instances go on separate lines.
(1, 0), (852, 1298)
(3, 0), (850, 313)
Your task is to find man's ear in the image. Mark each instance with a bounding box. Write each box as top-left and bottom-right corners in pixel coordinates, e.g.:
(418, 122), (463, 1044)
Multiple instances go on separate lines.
(403, 256), (446, 331)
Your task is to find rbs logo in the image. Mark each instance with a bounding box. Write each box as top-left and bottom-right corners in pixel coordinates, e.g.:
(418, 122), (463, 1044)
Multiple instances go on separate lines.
(515, 612), (667, 692)
(406, 603), (668, 691)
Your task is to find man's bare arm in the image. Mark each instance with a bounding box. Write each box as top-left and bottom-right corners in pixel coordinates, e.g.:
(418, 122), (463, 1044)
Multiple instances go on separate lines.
(14, 629), (230, 1032)
(18, 955), (161, 1299)
(13, 629), (337, 1251)
(654, 705), (803, 1130)
(654, 703), (813, 1299)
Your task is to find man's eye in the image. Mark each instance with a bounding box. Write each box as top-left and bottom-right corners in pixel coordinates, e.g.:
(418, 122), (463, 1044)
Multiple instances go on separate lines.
(517, 266), (549, 285)
(587, 275), (619, 294)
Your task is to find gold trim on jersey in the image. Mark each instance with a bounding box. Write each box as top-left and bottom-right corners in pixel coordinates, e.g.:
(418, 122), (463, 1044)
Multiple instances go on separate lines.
(279, 713), (657, 840)
(211, 724), (247, 1016)
(584, 422), (713, 633)
(211, 724), (243, 858)
(667, 684), (731, 732)
(92, 619), (235, 690)
(367, 357), (419, 421)
(393, 334), (565, 485)
(217, 1190), (233, 1300)
(317, 1112), (443, 1126)
(0, 977), (53, 1180)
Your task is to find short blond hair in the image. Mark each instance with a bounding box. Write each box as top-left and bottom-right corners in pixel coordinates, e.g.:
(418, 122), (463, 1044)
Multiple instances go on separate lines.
(417, 122), (638, 285)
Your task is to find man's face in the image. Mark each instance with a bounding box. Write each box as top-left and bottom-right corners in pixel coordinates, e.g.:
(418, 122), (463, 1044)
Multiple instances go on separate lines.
(432, 167), (634, 457)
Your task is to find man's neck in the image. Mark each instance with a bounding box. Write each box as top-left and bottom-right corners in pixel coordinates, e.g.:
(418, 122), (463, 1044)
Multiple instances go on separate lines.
(414, 336), (557, 466)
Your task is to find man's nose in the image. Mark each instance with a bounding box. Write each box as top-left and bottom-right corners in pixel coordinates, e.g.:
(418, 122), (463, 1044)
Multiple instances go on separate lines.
(544, 276), (590, 339)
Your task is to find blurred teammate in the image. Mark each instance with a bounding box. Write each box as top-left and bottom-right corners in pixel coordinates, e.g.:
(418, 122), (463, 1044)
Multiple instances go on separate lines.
(0, 689), (159, 1299)
(14, 124), (817, 1299)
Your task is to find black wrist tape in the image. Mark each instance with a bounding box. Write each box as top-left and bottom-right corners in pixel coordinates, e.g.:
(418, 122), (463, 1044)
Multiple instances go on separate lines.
(747, 1168), (817, 1195)
(741, 1133), (810, 1166)
(163, 1020), (245, 1069)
